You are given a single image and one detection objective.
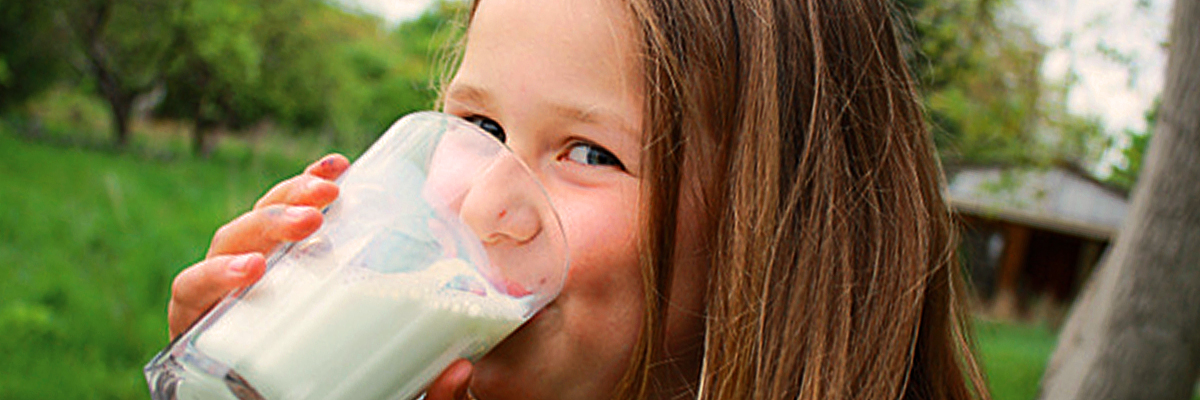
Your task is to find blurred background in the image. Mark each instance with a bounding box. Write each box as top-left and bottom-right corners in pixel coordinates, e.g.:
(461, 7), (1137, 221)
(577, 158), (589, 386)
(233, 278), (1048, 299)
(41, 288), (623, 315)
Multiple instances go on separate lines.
(0, 0), (1179, 398)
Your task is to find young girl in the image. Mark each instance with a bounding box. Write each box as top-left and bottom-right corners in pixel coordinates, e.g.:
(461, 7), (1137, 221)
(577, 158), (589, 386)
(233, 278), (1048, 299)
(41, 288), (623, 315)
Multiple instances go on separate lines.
(167, 0), (989, 398)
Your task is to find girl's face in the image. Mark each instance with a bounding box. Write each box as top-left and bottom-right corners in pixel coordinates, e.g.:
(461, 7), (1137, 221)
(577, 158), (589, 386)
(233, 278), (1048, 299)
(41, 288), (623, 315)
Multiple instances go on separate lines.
(443, 0), (706, 398)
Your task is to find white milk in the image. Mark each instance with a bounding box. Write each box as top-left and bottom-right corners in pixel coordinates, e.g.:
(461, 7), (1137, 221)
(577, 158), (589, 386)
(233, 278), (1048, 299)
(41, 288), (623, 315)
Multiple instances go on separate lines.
(189, 258), (527, 400)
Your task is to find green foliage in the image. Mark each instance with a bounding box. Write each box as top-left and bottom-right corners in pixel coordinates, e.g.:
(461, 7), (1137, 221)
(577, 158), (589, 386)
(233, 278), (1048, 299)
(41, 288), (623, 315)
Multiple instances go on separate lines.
(157, 0), (298, 155)
(39, 0), (184, 146)
(0, 57), (11, 85)
(3, 0), (462, 156)
(21, 84), (114, 145)
(1106, 98), (1159, 190)
(321, 1), (465, 152)
(249, 0), (338, 129)
(900, 0), (1112, 169)
(82, 0), (181, 87)
(0, 1), (71, 110)
(902, 0), (1047, 165)
(153, 0), (464, 155)
(157, 0), (352, 130)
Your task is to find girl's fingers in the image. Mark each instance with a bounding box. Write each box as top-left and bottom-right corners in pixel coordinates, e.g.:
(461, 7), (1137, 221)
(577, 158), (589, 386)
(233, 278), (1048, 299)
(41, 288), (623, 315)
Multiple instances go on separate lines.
(425, 359), (474, 400)
(304, 153), (351, 180)
(222, 154), (346, 256)
(207, 205), (323, 258)
(254, 175), (341, 211)
(168, 253), (267, 338)
(254, 154), (347, 211)
(167, 155), (348, 339)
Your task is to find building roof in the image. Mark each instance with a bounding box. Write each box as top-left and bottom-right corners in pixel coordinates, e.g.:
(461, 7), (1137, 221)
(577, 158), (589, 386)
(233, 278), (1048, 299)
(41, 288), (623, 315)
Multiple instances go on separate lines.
(946, 165), (1129, 240)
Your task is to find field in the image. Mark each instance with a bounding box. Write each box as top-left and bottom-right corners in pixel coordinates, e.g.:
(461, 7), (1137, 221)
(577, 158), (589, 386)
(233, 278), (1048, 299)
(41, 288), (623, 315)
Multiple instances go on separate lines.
(975, 320), (1059, 400)
(0, 126), (1060, 399)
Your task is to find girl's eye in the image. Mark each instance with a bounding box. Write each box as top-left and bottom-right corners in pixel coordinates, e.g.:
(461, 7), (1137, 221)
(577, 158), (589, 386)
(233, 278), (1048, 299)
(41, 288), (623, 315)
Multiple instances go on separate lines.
(465, 115), (506, 143)
(566, 142), (626, 170)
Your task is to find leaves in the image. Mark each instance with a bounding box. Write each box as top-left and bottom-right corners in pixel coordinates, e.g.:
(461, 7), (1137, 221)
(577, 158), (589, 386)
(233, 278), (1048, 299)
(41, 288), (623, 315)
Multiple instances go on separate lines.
(1106, 98), (1159, 190)
(0, 1), (72, 110)
(901, 0), (1115, 170)
(152, 0), (464, 155)
(0, 0), (463, 155)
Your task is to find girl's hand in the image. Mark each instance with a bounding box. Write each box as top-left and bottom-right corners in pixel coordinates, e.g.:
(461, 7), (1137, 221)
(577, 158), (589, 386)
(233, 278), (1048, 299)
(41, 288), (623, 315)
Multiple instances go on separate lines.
(166, 153), (473, 399)
(167, 154), (349, 338)
(426, 359), (474, 400)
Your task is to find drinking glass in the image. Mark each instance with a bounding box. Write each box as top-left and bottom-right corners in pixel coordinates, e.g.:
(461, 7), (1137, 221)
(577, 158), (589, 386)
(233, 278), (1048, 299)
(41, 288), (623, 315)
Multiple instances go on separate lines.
(145, 111), (568, 400)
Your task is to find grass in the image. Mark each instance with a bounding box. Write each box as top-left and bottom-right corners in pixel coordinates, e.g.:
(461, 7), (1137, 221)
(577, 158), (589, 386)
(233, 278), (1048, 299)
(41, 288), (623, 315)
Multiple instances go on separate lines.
(974, 319), (1059, 400)
(0, 122), (325, 399)
(0, 118), (1100, 400)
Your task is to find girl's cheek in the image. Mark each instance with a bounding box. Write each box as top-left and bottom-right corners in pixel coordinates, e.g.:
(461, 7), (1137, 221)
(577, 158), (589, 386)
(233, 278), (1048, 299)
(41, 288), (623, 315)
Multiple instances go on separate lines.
(551, 182), (640, 276)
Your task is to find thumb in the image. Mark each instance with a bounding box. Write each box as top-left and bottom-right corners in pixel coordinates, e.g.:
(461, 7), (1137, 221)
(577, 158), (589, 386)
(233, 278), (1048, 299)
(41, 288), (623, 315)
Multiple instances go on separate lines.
(425, 359), (473, 400)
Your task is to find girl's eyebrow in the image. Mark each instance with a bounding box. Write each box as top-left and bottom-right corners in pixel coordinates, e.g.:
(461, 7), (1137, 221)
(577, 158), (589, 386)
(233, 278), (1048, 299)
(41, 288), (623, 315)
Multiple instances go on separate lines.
(446, 84), (493, 108)
(552, 103), (597, 124)
(550, 103), (638, 138)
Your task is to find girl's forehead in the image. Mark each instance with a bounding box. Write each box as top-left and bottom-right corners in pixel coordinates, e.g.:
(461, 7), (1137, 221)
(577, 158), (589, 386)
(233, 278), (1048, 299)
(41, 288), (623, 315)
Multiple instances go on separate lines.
(465, 0), (639, 67)
(455, 0), (644, 131)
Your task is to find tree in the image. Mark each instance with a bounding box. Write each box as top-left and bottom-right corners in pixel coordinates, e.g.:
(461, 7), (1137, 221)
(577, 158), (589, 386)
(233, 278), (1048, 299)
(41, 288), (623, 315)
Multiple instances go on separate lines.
(899, 0), (1111, 169)
(1038, 0), (1200, 397)
(155, 0), (267, 156)
(323, 1), (463, 151)
(900, 0), (1045, 165)
(156, 0), (361, 156)
(55, 0), (180, 147)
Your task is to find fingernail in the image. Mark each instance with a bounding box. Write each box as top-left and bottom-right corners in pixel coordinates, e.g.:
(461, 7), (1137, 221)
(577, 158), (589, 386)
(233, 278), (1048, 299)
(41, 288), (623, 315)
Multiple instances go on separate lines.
(229, 254), (253, 275)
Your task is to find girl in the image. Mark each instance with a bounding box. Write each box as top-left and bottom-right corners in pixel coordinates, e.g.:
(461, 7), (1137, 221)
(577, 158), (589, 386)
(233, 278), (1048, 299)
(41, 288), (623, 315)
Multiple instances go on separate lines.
(167, 0), (989, 398)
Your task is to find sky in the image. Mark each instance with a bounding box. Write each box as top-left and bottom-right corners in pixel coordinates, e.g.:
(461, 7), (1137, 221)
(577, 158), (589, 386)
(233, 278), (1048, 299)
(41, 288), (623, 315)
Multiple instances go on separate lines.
(343, 0), (1173, 170)
(1015, 0), (1172, 174)
(1017, 0), (1171, 137)
(337, 0), (438, 25)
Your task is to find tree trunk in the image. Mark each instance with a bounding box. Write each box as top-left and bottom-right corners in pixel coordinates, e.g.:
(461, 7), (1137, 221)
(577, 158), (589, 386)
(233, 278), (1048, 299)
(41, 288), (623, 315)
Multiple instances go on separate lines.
(104, 89), (132, 148)
(1038, 0), (1200, 398)
(191, 114), (216, 158)
(78, 0), (135, 149)
(190, 93), (224, 158)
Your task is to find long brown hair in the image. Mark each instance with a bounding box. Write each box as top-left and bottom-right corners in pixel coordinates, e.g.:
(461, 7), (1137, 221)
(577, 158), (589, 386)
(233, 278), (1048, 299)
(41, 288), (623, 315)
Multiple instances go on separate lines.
(619, 0), (989, 399)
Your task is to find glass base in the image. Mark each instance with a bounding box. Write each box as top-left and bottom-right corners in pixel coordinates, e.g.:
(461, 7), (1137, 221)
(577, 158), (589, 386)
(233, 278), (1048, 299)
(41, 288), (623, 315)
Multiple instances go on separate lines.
(145, 341), (266, 400)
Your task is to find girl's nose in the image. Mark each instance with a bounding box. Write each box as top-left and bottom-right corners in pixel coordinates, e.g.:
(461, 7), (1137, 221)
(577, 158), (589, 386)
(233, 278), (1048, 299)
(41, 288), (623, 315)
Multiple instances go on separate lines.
(458, 153), (544, 245)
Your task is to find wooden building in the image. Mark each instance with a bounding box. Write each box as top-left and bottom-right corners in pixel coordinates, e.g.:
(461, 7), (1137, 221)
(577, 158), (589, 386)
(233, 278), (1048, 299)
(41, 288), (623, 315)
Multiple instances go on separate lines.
(947, 165), (1129, 322)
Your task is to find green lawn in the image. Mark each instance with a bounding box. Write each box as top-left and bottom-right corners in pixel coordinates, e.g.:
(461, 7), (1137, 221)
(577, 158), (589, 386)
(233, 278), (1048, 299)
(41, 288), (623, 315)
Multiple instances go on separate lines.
(974, 320), (1058, 400)
(0, 126), (1067, 399)
(0, 127), (316, 399)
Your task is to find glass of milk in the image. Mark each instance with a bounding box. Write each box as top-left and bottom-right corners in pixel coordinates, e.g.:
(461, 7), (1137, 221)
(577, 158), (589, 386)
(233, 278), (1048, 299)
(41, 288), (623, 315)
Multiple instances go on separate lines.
(144, 111), (569, 400)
